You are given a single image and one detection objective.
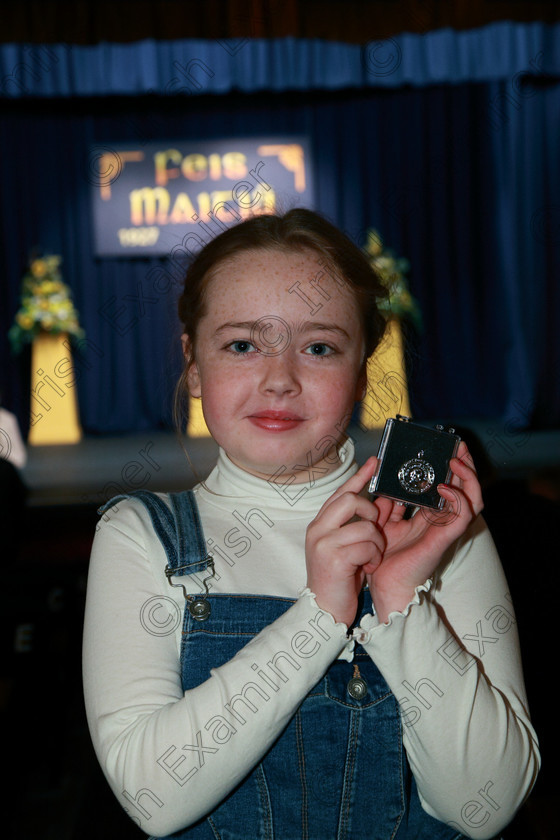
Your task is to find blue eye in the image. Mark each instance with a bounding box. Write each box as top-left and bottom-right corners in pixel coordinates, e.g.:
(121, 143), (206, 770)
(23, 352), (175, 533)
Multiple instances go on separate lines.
(229, 340), (257, 354)
(305, 343), (334, 356)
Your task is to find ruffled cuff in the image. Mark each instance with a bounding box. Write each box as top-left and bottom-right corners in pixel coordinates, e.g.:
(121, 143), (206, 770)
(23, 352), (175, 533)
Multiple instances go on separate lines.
(350, 579), (433, 645)
(297, 587), (355, 662)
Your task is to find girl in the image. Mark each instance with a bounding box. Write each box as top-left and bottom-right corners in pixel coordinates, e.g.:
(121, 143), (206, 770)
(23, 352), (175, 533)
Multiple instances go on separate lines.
(83, 209), (539, 840)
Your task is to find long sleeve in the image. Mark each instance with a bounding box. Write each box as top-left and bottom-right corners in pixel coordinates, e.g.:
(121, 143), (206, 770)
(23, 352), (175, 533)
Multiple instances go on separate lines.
(82, 499), (350, 837)
(83, 439), (540, 839)
(356, 515), (540, 840)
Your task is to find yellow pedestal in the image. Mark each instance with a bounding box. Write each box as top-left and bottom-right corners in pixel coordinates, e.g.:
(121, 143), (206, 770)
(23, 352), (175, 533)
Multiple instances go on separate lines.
(360, 318), (411, 428)
(187, 395), (210, 438)
(28, 332), (83, 445)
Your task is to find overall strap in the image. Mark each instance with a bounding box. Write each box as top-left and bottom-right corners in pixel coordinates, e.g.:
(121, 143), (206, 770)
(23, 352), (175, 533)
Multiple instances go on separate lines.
(167, 491), (209, 575)
(98, 490), (214, 616)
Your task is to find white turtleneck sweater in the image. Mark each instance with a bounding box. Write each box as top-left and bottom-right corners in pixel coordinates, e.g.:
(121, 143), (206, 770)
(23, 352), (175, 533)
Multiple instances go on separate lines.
(82, 440), (539, 839)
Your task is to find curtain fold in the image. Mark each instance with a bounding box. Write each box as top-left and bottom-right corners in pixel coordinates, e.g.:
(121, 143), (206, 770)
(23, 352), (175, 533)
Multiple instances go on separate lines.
(488, 77), (560, 429)
(1, 21), (559, 99)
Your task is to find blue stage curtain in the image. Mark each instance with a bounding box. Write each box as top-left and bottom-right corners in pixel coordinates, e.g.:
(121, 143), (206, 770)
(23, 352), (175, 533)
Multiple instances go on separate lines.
(1, 22), (559, 97)
(1, 22), (559, 434)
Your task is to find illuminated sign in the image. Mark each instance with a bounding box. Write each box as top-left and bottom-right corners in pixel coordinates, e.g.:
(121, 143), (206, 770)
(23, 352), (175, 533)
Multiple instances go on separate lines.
(91, 137), (314, 257)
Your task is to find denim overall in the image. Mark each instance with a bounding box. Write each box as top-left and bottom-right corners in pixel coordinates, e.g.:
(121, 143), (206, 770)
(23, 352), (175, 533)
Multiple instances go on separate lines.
(101, 490), (472, 840)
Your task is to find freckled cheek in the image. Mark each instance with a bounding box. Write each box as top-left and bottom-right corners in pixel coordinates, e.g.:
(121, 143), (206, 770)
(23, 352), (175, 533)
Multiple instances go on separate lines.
(199, 369), (252, 417)
(312, 364), (359, 390)
(307, 371), (360, 412)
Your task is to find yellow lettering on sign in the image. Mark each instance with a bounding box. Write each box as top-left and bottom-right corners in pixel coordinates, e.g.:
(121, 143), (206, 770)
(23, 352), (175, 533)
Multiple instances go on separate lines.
(222, 152), (248, 180)
(154, 149), (182, 186)
(169, 192), (197, 223)
(181, 154), (208, 181)
(237, 189), (276, 219)
(130, 187), (170, 225)
(258, 144), (306, 192)
(99, 150), (144, 200)
(196, 192), (211, 217)
(211, 191), (242, 224)
(208, 154), (222, 180)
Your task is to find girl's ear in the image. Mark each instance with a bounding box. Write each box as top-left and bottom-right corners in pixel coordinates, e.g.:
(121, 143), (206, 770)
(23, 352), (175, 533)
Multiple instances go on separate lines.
(181, 333), (201, 398)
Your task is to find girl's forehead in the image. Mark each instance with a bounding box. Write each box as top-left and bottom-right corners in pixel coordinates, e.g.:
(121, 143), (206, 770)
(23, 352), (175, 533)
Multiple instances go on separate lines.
(210, 246), (325, 281)
(205, 247), (352, 307)
(197, 247), (366, 356)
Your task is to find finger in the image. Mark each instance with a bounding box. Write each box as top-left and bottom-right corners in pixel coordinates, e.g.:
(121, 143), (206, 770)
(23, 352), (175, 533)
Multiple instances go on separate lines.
(450, 454), (476, 482)
(338, 518), (386, 553)
(314, 492), (379, 532)
(455, 441), (476, 471)
(436, 483), (464, 519)
(438, 480), (482, 521)
(449, 454), (483, 513)
(421, 484), (463, 527)
(333, 534), (385, 570)
(362, 556), (383, 576)
(372, 495), (407, 528)
(313, 524), (385, 579)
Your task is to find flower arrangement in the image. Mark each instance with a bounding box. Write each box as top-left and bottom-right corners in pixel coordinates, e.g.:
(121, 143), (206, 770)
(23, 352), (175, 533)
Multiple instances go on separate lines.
(365, 229), (422, 332)
(9, 254), (85, 353)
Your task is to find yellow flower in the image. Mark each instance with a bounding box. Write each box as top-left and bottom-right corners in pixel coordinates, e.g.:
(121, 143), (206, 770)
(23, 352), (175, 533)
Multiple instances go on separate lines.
(45, 255), (61, 272)
(17, 313), (34, 329)
(366, 230), (383, 257)
(31, 259), (48, 278)
(10, 253), (85, 353)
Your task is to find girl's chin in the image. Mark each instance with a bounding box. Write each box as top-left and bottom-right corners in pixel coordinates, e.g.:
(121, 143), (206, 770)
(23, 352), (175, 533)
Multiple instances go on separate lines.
(226, 447), (339, 483)
(226, 452), (293, 479)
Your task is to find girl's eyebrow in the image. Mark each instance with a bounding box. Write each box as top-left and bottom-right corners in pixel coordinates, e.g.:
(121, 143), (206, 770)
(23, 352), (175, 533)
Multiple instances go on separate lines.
(214, 321), (350, 339)
(300, 322), (351, 339)
(214, 321), (257, 335)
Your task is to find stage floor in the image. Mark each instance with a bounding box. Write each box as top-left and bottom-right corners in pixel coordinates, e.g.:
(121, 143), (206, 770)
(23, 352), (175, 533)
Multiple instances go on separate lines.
(19, 420), (560, 506)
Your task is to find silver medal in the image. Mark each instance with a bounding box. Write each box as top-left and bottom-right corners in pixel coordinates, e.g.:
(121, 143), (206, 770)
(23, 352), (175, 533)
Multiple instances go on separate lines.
(398, 450), (435, 494)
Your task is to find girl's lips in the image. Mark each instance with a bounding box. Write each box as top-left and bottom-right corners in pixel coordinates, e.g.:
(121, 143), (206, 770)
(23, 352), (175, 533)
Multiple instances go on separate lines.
(248, 411), (304, 432)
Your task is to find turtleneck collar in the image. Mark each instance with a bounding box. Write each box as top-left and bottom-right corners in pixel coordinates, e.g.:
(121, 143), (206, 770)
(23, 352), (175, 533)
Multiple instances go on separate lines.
(197, 438), (359, 518)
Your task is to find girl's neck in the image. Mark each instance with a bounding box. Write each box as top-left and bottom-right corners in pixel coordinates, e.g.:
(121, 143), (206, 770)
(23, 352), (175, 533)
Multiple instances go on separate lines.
(200, 438), (358, 515)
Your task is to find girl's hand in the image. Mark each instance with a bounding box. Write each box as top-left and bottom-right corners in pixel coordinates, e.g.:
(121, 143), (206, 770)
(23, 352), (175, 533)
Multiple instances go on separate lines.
(305, 457), (385, 626)
(367, 442), (484, 622)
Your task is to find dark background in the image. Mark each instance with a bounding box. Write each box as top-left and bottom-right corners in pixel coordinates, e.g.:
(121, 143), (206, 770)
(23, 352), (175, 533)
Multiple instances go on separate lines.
(1, 3), (559, 838)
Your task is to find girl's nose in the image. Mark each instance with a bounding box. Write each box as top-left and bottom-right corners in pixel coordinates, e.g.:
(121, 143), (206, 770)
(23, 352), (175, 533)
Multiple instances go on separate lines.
(258, 352), (302, 396)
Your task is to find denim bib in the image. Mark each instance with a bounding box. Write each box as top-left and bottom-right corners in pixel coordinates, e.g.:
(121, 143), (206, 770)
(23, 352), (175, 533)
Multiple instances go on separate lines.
(101, 490), (470, 840)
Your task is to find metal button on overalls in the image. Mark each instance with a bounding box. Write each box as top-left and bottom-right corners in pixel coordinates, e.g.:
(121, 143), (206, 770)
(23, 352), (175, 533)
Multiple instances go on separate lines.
(189, 598), (211, 620)
(347, 675), (368, 699)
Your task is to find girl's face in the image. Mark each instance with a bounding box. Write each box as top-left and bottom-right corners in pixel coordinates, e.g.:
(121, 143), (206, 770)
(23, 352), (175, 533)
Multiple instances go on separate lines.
(185, 248), (367, 483)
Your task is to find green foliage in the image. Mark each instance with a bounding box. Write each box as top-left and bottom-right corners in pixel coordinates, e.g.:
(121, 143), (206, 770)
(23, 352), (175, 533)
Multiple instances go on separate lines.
(9, 255), (85, 353)
(365, 229), (423, 332)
